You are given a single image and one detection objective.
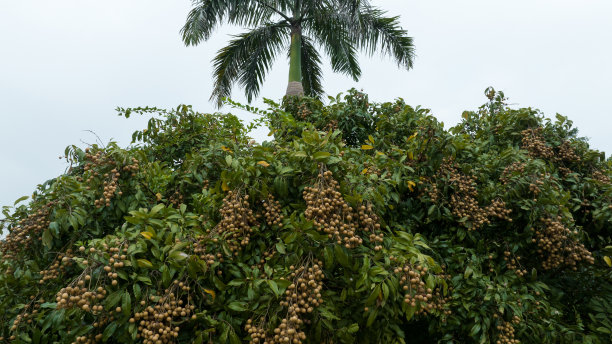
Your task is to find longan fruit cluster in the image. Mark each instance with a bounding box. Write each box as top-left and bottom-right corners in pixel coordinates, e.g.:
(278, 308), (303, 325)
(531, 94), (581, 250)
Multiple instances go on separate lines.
(395, 264), (450, 316)
(73, 315), (112, 343)
(557, 141), (580, 162)
(591, 169), (610, 184)
(0, 202), (53, 260)
(271, 261), (325, 344)
(521, 128), (553, 159)
(528, 178), (544, 196)
(202, 179), (210, 190)
(9, 300), (42, 334)
(244, 318), (272, 344)
(440, 159), (512, 230)
(100, 241), (128, 287)
(251, 249), (276, 275)
(217, 191), (257, 254)
(500, 162), (525, 185)
(56, 279), (106, 312)
(39, 249), (74, 283)
(323, 119), (338, 132)
(94, 168), (121, 208)
(358, 204), (383, 251)
(296, 102), (313, 120)
(486, 199), (513, 222)
(495, 316), (521, 344)
(304, 170), (382, 249)
(532, 216), (594, 270)
(193, 237), (224, 268)
(169, 190), (184, 207)
(132, 281), (195, 344)
(418, 177), (439, 202)
(263, 194), (284, 227)
(503, 251), (527, 277)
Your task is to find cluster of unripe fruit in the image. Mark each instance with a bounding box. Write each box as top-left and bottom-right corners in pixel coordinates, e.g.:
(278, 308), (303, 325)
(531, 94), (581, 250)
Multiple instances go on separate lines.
(494, 314), (521, 344)
(303, 170), (383, 250)
(39, 248), (74, 284)
(0, 202), (53, 261)
(521, 127), (554, 159)
(263, 194), (284, 227)
(394, 264), (451, 316)
(532, 216), (594, 270)
(131, 281), (195, 344)
(440, 159), (512, 230)
(249, 260), (325, 344)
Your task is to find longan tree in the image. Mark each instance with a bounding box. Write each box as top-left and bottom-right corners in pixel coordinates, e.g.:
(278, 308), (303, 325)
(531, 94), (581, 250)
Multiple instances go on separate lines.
(1, 89), (611, 343)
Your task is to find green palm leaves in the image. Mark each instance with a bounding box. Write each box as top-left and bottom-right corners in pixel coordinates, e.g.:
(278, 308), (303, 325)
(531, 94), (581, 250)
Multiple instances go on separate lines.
(181, 0), (415, 106)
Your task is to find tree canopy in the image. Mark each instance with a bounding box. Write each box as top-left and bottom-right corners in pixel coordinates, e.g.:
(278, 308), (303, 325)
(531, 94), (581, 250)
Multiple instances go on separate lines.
(1, 89), (611, 343)
(181, 0), (414, 105)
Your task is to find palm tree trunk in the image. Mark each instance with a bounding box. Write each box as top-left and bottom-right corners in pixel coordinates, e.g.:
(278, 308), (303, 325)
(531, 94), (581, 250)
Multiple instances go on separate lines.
(286, 26), (304, 96)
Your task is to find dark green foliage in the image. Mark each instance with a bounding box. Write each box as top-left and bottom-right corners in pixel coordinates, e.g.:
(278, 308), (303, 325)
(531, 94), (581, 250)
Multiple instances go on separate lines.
(1, 89), (611, 343)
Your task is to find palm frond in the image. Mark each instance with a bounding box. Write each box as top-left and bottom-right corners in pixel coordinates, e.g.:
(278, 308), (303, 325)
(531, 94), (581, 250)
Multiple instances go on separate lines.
(299, 36), (325, 99)
(238, 24), (289, 102)
(354, 8), (415, 69)
(305, 9), (361, 81)
(181, 0), (290, 46)
(211, 22), (289, 107)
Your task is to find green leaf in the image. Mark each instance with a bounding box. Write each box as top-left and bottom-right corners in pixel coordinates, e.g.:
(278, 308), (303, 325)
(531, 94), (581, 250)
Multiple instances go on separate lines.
(313, 151), (331, 160)
(13, 195), (28, 205)
(102, 322), (118, 342)
(227, 301), (248, 312)
(150, 203), (165, 215)
(122, 291), (132, 316)
(42, 228), (53, 249)
(334, 245), (350, 268)
(267, 280), (280, 297)
(105, 290), (123, 310)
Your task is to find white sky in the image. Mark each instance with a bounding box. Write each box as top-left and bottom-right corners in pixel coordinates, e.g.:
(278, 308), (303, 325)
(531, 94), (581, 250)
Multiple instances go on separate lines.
(1, 0), (611, 220)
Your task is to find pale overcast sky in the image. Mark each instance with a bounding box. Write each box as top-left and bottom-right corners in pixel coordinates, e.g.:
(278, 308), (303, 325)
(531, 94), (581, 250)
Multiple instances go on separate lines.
(1, 0), (611, 217)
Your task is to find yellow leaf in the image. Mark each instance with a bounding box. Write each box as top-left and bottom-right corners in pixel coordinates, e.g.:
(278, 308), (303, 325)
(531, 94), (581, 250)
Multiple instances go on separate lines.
(362, 168), (369, 175)
(221, 181), (229, 191)
(407, 181), (416, 192)
(155, 193), (162, 201)
(140, 231), (154, 240)
(407, 132), (418, 141)
(221, 146), (232, 153)
(257, 161), (270, 167)
(368, 135), (375, 144)
(361, 145), (374, 150)
(605, 256), (612, 267)
(203, 288), (216, 300)
(408, 151), (414, 160)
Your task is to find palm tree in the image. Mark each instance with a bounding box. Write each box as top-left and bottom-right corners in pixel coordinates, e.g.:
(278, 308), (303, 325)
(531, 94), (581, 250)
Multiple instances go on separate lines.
(181, 0), (415, 106)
